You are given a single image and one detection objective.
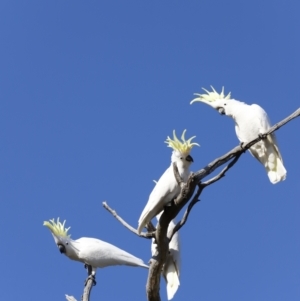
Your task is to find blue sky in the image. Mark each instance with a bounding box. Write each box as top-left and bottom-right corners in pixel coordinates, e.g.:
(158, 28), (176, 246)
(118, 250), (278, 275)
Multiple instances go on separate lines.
(0, 1), (299, 300)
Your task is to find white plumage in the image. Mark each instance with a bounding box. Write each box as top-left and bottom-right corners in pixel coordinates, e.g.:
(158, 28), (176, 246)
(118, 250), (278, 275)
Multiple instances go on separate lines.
(138, 130), (199, 234)
(191, 87), (286, 184)
(44, 218), (148, 275)
(151, 214), (181, 300)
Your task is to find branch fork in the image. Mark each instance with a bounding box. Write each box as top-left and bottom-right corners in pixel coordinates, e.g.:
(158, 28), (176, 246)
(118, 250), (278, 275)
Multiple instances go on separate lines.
(103, 108), (300, 301)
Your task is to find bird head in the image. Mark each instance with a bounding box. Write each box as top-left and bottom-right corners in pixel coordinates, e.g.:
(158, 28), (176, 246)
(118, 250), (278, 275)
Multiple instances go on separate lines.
(190, 86), (232, 116)
(165, 130), (199, 165)
(43, 218), (72, 256)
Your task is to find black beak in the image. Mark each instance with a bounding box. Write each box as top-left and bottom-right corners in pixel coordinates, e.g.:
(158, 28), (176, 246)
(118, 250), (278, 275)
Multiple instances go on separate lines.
(58, 244), (66, 254)
(186, 155), (194, 162)
(218, 107), (225, 115)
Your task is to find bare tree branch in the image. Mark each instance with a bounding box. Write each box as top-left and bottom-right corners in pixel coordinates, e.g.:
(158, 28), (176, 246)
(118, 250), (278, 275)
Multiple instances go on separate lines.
(201, 153), (242, 187)
(103, 108), (300, 301)
(168, 184), (202, 241)
(65, 266), (95, 301)
(167, 154), (242, 241)
(102, 201), (154, 239)
(82, 265), (95, 301)
(146, 174), (198, 301)
(145, 108), (300, 301)
(146, 221), (156, 232)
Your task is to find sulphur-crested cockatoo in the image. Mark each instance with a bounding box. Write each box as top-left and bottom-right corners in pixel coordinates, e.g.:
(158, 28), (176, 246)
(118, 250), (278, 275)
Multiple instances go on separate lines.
(138, 130), (199, 234)
(151, 213), (181, 300)
(191, 87), (286, 184)
(44, 218), (148, 276)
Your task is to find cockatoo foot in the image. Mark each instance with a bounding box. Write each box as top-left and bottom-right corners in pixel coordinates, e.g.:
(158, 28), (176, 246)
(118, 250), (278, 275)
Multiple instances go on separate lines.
(239, 142), (247, 153)
(258, 133), (267, 140)
(84, 274), (96, 287)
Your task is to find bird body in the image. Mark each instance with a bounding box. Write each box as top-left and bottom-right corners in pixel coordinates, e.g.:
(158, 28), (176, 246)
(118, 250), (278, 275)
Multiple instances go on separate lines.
(138, 130), (199, 233)
(191, 87), (286, 184)
(44, 219), (148, 275)
(151, 215), (181, 300)
(71, 237), (148, 268)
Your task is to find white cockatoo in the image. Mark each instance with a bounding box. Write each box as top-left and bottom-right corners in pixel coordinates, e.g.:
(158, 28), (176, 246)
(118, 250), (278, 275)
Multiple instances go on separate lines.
(151, 213), (181, 300)
(137, 130), (199, 234)
(191, 87), (286, 184)
(44, 218), (148, 276)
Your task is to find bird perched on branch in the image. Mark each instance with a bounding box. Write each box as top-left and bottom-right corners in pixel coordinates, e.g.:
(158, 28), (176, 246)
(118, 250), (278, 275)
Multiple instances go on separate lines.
(151, 213), (181, 300)
(137, 130), (199, 234)
(44, 218), (148, 277)
(191, 87), (286, 184)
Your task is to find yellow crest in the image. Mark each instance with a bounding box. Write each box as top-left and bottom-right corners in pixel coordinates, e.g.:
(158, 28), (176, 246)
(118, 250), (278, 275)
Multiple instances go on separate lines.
(191, 86), (231, 104)
(165, 130), (199, 154)
(43, 218), (71, 238)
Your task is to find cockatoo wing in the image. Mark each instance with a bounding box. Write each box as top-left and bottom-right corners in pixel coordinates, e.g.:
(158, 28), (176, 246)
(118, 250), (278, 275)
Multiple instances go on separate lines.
(76, 237), (148, 268)
(251, 104), (284, 164)
(138, 166), (178, 233)
(251, 104), (271, 131)
(246, 105), (286, 183)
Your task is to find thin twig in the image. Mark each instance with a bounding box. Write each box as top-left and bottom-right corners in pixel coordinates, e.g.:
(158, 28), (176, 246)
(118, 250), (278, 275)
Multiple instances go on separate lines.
(102, 201), (154, 239)
(65, 295), (77, 301)
(202, 154), (242, 187)
(146, 221), (156, 232)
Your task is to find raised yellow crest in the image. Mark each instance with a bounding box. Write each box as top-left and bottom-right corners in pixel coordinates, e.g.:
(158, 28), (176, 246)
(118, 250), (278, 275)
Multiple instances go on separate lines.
(43, 218), (71, 238)
(165, 130), (199, 154)
(191, 86), (231, 104)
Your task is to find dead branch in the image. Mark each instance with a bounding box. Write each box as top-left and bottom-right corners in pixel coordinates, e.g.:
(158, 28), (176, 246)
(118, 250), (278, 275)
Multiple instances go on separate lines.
(168, 153), (241, 240)
(146, 221), (157, 232)
(82, 265), (95, 301)
(145, 107), (300, 301)
(202, 153), (242, 187)
(168, 184), (201, 241)
(65, 265), (95, 301)
(104, 108), (300, 301)
(102, 201), (155, 239)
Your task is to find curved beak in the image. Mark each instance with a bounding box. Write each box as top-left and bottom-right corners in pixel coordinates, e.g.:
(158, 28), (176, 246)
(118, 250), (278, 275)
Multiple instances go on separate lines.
(218, 107), (225, 115)
(186, 155), (194, 162)
(57, 244), (66, 254)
